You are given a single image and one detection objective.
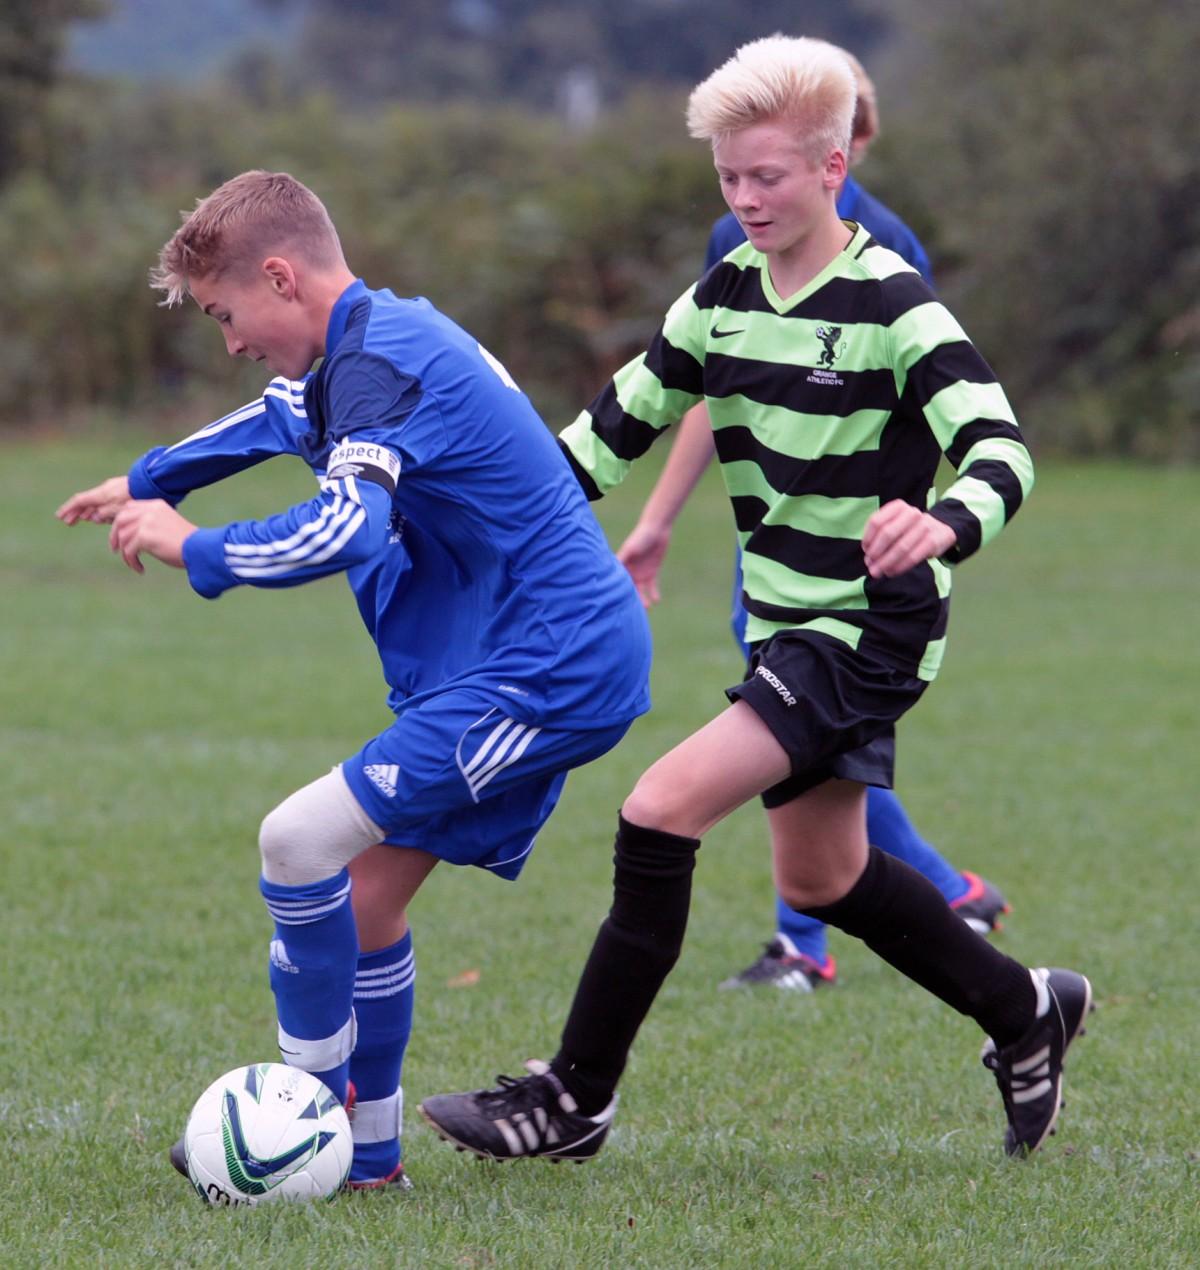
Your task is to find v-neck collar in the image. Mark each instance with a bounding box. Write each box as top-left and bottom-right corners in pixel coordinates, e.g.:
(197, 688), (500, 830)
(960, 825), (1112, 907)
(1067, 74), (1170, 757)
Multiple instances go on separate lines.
(757, 221), (869, 313)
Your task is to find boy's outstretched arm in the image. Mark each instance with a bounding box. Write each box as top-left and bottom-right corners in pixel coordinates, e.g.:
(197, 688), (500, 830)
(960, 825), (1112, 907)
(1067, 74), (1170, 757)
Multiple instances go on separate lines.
(123, 379), (311, 508)
(175, 435), (397, 598)
(559, 286), (707, 500)
(58, 379), (308, 532)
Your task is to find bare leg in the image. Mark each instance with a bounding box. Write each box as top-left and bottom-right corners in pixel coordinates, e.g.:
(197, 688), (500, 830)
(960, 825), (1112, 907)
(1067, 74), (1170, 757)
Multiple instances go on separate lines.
(768, 778), (869, 910)
(349, 843), (439, 952)
(622, 700), (791, 835)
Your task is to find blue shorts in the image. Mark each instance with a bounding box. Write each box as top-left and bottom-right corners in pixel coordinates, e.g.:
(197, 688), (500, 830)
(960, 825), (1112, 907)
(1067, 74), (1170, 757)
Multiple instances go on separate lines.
(341, 686), (632, 881)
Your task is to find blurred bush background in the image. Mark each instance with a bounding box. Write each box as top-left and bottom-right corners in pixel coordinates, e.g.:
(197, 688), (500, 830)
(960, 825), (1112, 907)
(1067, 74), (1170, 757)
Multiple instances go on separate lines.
(2, 0), (1197, 457)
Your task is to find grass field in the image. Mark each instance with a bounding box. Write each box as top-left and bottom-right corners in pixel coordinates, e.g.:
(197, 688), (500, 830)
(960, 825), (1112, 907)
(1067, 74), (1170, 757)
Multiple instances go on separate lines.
(1, 436), (1197, 1267)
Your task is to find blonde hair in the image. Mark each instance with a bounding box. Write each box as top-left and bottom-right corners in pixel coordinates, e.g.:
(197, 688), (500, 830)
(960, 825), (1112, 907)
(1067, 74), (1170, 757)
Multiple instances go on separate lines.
(151, 170), (345, 306)
(686, 35), (856, 166)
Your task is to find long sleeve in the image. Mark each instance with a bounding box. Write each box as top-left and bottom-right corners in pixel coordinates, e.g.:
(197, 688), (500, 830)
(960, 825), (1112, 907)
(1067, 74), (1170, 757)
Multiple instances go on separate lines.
(127, 378), (311, 504)
(885, 281), (1033, 563)
(182, 436), (401, 599)
(558, 286), (706, 497)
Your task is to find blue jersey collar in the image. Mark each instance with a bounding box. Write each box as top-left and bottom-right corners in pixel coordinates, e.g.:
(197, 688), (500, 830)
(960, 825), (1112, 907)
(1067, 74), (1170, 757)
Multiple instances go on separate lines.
(835, 173), (862, 220)
(325, 278), (370, 354)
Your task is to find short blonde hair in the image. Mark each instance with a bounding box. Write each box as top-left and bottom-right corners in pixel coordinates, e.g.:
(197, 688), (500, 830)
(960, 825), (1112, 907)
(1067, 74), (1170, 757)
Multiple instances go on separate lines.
(151, 170), (345, 306)
(686, 35), (856, 166)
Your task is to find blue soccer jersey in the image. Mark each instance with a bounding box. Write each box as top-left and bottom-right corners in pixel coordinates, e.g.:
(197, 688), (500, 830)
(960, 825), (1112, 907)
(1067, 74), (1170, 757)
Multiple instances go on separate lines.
(127, 280), (652, 730)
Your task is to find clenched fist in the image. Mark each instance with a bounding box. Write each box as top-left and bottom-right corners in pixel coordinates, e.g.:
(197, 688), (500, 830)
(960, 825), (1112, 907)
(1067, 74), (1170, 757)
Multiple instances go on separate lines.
(862, 500), (957, 579)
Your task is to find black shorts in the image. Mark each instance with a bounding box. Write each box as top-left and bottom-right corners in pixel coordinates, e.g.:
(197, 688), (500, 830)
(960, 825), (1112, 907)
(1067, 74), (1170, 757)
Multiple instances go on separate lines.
(725, 630), (926, 808)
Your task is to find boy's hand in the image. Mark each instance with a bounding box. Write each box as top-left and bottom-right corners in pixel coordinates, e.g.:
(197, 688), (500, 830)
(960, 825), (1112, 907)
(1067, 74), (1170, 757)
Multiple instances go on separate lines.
(56, 476), (132, 525)
(617, 522), (672, 607)
(108, 500), (197, 575)
(862, 500), (957, 579)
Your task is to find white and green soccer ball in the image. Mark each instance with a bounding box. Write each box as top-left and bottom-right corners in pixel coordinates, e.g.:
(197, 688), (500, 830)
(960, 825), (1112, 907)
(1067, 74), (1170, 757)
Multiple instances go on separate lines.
(182, 1063), (352, 1206)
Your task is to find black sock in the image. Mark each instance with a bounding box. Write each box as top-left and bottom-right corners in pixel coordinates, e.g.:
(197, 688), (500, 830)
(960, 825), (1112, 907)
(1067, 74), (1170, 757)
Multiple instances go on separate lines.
(550, 814), (700, 1115)
(803, 845), (1036, 1046)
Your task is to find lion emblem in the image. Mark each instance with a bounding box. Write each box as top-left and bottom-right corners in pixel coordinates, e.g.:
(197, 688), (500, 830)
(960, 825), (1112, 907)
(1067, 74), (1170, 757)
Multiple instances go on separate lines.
(815, 324), (845, 369)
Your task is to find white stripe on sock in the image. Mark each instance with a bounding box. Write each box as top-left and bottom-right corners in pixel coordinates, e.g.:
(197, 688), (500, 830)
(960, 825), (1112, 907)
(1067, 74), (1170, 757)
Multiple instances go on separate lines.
(352, 1091), (403, 1143)
(277, 1012), (356, 1072)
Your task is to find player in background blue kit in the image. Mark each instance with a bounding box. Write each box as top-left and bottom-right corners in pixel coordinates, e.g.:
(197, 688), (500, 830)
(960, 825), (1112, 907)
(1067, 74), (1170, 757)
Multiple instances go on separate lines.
(57, 170), (652, 1192)
(615, 45), (1007, 993)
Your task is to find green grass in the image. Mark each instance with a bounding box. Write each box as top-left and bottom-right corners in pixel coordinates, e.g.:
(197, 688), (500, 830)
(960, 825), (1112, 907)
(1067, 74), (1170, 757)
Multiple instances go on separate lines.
(1, 436), (1197, 1267)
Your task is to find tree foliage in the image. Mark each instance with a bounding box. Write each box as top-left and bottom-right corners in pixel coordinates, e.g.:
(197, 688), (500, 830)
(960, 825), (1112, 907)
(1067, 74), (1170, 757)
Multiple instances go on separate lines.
(0, 76), (716, 426)
(868, 0), (1200, 458)
(275, 0), (885, 108)
(4, 0), (1198, 459)
(0, 0), (107, 183)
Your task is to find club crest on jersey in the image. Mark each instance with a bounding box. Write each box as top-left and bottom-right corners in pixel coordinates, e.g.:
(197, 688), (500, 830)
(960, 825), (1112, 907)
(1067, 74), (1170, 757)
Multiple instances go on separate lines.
(807, 325), (847, 388)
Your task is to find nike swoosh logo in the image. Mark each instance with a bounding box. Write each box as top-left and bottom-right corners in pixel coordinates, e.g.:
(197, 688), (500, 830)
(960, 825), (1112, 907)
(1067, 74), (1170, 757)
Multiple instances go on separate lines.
(221, 1091), (335, 1191)
(710, 325), (745, 339)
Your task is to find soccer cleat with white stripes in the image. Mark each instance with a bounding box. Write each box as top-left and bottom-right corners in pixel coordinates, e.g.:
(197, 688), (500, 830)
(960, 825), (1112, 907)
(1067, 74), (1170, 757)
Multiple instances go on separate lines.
(981, 966), (1093, 1157)
(418, 1060), (615, 1162)
(718, 937), (837, 992)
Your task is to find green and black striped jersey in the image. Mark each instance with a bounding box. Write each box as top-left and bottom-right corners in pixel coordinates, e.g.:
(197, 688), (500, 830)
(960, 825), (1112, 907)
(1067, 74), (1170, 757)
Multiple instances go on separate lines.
(559, 222), (1033, 682)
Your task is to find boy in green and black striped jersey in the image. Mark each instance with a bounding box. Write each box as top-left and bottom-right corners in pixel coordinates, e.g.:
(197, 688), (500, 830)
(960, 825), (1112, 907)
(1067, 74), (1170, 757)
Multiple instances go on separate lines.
(562, 220), (1030, 683)
(419, 35), (1091, 1166)
(615, 39), (1009, 998)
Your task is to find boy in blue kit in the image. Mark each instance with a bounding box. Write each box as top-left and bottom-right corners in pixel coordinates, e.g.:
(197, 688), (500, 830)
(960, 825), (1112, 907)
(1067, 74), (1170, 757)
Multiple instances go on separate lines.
(57, 170), (652, 1191)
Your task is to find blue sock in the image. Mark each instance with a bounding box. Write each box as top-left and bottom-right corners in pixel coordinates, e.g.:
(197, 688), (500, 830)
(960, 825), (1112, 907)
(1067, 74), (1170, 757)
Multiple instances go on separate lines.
(348, 933), (415, 1183)
(260, 870), (358, 1105)
(867, 788), (968, 903)
(774, 898), (832, 966)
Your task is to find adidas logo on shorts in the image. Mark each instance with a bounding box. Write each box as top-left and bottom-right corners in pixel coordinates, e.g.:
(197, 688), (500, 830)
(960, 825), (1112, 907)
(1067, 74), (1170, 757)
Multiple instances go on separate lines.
(364, 763), (399, 798)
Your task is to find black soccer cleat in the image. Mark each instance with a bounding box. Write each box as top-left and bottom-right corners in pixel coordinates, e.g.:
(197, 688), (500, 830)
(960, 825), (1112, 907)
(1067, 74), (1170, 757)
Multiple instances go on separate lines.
(418, 1059), (615, 1162)
(169, 1135), (188, 1178)
(718, 937), (837, 992)
(951, 871), (1012, 936)
(982, 966), (1093, 1157)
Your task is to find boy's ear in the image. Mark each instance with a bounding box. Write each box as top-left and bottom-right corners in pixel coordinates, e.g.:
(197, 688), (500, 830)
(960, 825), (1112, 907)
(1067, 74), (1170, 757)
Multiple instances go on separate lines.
(262, 256), (298, 299)
(823, 148), (848, 189)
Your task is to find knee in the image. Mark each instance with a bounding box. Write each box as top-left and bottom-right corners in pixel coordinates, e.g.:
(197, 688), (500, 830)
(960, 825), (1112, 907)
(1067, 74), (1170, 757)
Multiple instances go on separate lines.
(257, 768), (383, 886)
(258, 802), (294, 878)
(778, 879), (843, 912)
(622, 770), (694, 837)
(777, 862), (861, 913)
(259, 792), (330, 883)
